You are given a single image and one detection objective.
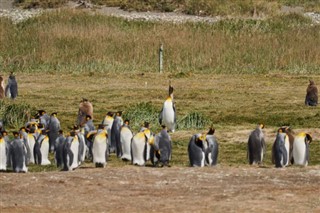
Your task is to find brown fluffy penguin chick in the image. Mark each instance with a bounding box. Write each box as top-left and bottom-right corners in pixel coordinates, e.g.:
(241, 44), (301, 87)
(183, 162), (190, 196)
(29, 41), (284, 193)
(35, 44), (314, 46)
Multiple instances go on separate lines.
(305, 80), (318, 106)
(0, 76), (5, 99)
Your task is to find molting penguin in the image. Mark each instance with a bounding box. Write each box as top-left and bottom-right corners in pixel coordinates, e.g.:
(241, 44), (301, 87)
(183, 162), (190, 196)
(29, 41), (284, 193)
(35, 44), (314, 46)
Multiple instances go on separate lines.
(34, 130), (51, 165)
(77, 98), (93, 126)
(151, 125), (172, 167)
(305, 80), (318, 106)
(188, 133), (206, 167)
(120, 119), (133, 161)
(159, 82), (176, 133)
(292, 133), (312, 166)
(272, 128), (290, 168)
(205, 127), (219, 166)
(247, 124), (266, 165)
(91, 124), (109, 168)
(110, 111), (123, 157)
(63, 131), (80, 171)
(5, 72), (18, 100)
(0, 133), (8, 171)
(10, 132), (28, 172)
(48, 112), (61, 153)
(131, 128), (154, 166)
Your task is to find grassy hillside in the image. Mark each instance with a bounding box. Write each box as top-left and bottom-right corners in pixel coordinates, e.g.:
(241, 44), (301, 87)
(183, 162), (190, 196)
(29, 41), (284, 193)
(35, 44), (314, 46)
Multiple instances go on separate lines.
(1, 10), (319, 74)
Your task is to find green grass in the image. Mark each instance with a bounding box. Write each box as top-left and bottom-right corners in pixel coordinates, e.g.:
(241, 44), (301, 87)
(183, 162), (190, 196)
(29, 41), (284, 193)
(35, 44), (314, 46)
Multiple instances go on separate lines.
(1, 10), (319, 74)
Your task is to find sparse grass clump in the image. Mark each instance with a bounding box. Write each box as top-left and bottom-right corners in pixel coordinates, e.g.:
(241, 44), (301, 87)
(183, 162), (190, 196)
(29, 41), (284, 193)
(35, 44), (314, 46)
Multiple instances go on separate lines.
(14, 0), (68, 9)
(177, 111), (210, 130)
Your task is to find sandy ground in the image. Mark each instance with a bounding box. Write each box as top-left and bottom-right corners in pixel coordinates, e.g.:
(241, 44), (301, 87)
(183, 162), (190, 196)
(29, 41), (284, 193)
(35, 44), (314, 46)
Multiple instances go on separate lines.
(0, 165), (320, 213)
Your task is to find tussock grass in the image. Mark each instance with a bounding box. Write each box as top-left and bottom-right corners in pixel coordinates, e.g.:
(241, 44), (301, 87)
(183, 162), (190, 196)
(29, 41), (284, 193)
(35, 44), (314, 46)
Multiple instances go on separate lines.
(1, 10), (319, 74)
(177, 111), (210, 130)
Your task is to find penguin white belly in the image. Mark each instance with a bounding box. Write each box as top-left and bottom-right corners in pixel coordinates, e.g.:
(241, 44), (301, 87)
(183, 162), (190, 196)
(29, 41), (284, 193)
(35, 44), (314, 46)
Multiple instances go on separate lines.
(0, 140), (7, 170)
(284, 137), (290, 166)
(27, 134), (36, 164)
(208, 152), (212, 165)
(40, 138), (51, 165)
(293, 138), (307, 166)
(69, 138), (80, 170)
(79, 134), (87, 162)
(162, 102), (175, 131)
(131, 133), (146, 166)
(92, 133), (107, 165)
(121, 127), (133, 161)
(201, 151), (205, 167)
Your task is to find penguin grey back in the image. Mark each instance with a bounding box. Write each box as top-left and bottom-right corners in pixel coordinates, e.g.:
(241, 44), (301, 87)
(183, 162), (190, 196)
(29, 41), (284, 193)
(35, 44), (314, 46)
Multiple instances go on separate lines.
(157, 129), (172, 165)
(11, 136), (27, 172)
(205, 134), (219, 166)
(5, 73), (18, 100)
(188, 134), (205, 167)
(273, 133), (288, 168)
(247, 125), (265, 165)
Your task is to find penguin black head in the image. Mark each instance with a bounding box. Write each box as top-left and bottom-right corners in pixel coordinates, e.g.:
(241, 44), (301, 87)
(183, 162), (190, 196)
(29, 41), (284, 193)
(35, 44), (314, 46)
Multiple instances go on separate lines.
(144, 122), (150, 129)
(73, 125), (80, 131)
(51, 112), (58, 116)
(86, 115), (92, 120)
(98, 124), (105, 129)
(12, 131), (19, 137)
(116, 111), (123, 116)
(259, 124), (265, 129)
(124, 119), (130, 125)
(41, 129), (49, 135)
(107, 111), (114, 117)
(306, 133), (312, 144)
(58, 129), (64, 135)
(1, 131), (8, 137)
(207, 127), (215, 135)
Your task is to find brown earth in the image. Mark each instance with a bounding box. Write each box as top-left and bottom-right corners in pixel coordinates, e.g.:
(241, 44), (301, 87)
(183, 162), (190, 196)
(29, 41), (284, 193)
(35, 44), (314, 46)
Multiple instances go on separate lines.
(1, 165), (320, 213)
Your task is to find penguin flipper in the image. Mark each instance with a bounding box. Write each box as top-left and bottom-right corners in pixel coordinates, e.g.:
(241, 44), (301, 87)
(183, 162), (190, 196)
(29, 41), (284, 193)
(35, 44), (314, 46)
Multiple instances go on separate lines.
(159, 108), (163, 125)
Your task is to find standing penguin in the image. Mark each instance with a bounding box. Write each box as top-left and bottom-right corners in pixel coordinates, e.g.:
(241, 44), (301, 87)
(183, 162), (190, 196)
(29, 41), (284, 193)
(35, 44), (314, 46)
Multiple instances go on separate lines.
(152, 125), (172, 167)
(0, 76), (5, 99)
(159, 82), (176, 133)
(120, 119), (133, 161)
(83, 115), (95, 160)
(91, 124), (109, 168)
(102, 111), (114, 134)
(77, 98), (93, 126)
(247, 124), (266, 165)
(188, 133), (206, 167)
(34, 130), (51, 165)
(55, 130), (66, 168)
(48, 112), (61, 153)
(272, 128), (290, 168)
(292, 133), (312, 166)
(26, 128), (37, 164)
(5, 72), (18, 100)
(110, 111), (123, 157)
(0, 133), (7, 170)
(205, 127), (219, 166)
(37, 110), (50, 129)
(131, 128), (154, 166)
(63, 131), (80, 171)
(10, 132), (28, 172)
(305, 80), (318, 106)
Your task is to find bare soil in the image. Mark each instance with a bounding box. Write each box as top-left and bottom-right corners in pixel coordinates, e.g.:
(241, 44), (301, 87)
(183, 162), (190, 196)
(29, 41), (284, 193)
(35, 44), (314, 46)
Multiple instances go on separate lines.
(1, 165), (320, 212)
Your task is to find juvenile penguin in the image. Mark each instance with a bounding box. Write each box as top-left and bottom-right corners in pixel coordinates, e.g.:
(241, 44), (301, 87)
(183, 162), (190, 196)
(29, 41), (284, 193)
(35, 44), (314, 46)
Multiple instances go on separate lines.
(77, 98), (93, 126)
(10, 132), (28, 172)
(0, 134), (7, 170)
(131, 128), (154, 166)
(5, 72), (18, 100)
(34, 130), (51, 165)
(159, 82), (176, 132)
(292, 133), (312, 166)
(110, 111), (123, 157)
(272, 128), (290, 168)
(91, 124), (109, 168)
(48, 112), (61, 153)
(55, 130), (66, 168)
(188, 133), (206, 167)
(205, 127), (219, 166)
(63, 131), (80, 171)
(0, 76), (5, 99)
(305, 80), (318, 106)
(120, 119), (133, 161)
(247, 124), (266, 165)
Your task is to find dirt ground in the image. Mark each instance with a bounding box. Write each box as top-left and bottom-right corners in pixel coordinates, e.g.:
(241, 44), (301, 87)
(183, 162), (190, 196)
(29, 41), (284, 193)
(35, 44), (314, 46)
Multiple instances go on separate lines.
(1, 165), (319, 212)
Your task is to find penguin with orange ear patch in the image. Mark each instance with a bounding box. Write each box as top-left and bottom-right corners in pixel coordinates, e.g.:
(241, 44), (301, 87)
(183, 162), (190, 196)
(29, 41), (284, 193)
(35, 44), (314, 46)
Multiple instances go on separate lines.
(247, 124), (266, 165)
(272, 128), (290, 168)
(159, 82), (176, 133)
(91, 124), (109, 168)
(293, 133), (312, 166)
(10, 131), (28, 172)
(205, 127), (219, 166)
(188, 133), (206, 167)
(131, 127), (154, 166)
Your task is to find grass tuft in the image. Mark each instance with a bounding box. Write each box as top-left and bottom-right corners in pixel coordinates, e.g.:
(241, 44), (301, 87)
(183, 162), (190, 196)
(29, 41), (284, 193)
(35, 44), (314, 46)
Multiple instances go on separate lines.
(177, 111), (210, 130)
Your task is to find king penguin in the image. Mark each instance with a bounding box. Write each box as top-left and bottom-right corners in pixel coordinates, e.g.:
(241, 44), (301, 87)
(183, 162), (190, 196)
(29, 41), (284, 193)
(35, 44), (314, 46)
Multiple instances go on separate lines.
(91, 124), (109, 168)
(34, 130), (51, 165)
(55, 130), (66, 168)
(247, 124), (266, 165)
(63, 131), (80, 171)
(159, 82), (176, 133)
(10, 132), (28, 172)
(110, 111), (123, 157)
(292, 133), (312, 166)
(48, 112), (61, 153)
(272, 128), (290, 168)
(102, 111), (114, 139)
(5, 72), (18, 100)
(131, 128), (154, 166)
(120, 119), (133, 161)
(188, 133), (206, 167)
(0, 133), (7, 171)
(152, 125), (172, 167)
(205, 127), (219, 166)
(26, 128), (37, 164)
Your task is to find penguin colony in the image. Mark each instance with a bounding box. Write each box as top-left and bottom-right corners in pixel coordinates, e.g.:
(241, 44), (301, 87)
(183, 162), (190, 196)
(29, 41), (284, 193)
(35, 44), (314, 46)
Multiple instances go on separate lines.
(0, 77), (317, 172)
